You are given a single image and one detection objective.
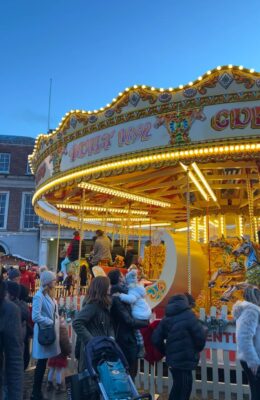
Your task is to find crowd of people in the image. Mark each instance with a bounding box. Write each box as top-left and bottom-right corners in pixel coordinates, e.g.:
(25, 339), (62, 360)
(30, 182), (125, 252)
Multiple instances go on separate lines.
(0, 230), (260, 400)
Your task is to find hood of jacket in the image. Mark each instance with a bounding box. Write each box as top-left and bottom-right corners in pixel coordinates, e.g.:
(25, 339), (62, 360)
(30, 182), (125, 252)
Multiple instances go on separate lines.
(165, 294), (190, 317)
(232, 300), (260, 321)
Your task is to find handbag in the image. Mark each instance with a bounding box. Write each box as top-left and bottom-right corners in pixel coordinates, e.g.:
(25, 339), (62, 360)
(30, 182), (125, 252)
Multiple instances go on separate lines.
(38, 305), (56, 346)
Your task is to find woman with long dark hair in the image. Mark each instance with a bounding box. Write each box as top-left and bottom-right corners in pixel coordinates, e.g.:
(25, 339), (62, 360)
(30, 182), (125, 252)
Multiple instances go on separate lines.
(0, 273), (24, 400)
(73, 276), (114, 399)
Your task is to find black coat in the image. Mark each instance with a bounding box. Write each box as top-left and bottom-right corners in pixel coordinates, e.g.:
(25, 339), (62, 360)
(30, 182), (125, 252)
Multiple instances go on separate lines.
(72, 301), (114, 372)
(0, 299), (24, 400)
(110, 284), (148, 369)
(152, 294), (206, 370)
(124, 249), (137, 269)
(111, 244), (125, 261)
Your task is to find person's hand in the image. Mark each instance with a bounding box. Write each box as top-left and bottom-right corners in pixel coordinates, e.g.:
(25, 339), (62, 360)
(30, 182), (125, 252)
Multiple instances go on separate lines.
(112, 292), (121, 297)
(250, 365), (259, 375)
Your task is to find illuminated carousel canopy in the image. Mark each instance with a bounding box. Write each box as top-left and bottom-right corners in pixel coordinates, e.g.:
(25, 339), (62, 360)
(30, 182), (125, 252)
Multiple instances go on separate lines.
(29, 66), (260, 232)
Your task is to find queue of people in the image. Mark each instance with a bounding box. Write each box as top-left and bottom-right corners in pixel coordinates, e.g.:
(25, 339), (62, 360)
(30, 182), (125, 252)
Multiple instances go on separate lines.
(1, 247), (260, 400)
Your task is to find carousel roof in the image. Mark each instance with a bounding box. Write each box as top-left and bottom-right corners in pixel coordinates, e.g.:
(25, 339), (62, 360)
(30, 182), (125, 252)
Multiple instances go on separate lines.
(29, 66), (260, 232)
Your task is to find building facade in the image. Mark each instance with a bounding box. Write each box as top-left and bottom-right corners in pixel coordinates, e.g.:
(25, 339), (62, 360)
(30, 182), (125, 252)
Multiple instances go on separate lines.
(0, 135), (39, 262)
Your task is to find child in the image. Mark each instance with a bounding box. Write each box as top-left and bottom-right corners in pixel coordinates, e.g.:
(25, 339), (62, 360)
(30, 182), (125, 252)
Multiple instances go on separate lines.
(119, 269), (152, 357)
(63, 271), (74, 295)
(47, 318), (72, 393)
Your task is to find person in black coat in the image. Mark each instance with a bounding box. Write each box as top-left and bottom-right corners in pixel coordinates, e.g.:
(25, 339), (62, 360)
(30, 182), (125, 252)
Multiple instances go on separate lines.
(124, 242), (137, 269)
(0, 275), (24, 400)
(108, 269), (149, 378)
(111, 240), (125, 262)
(152, 294), (207, 400)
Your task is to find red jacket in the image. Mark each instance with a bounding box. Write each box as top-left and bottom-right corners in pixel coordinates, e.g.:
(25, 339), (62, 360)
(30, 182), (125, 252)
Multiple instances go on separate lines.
(20, 270), (35, 291)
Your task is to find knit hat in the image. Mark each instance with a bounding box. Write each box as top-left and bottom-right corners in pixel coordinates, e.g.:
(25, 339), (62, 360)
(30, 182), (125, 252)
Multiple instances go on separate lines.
(126, 269), (138, 286)
(40, 270), (56, 288)
(8, 268), (21, 281)
(19, 261), (26, 268)
(6, 281), (21, 299)
(107, 269), (121, 285)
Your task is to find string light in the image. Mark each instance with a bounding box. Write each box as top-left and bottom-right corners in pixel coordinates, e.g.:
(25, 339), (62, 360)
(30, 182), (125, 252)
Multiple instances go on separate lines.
(32, 142), (260, 205)
(84, 217), (150, 222)
(78, 182), (171, 208)
(191, 162), (217, 202)
(55, 204), (148, 215)
(239, 215), (243, 237)
(180, 163), (209, 201)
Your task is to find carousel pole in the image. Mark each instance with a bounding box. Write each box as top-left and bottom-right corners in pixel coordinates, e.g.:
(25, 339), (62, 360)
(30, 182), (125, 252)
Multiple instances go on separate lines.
(55, 208), (61, 273)
(138, 222), (141, 255)
(246, 171), (255, 241)
(186, 170), (192, 294)
(78, 190), (85, 265)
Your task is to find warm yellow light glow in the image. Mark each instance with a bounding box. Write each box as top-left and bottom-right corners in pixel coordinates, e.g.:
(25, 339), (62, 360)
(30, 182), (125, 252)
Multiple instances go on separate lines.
(56, 204), (148, 215)
(250, 68), (255, 73)
(220, 215), (224, 236)
(78, 182), (171, 208)
(191, 162), (217, 202)
(180, 163), (209, 201)
(239, 215), (243, 237)
(85, 217), (150, 222)
(32, 142), (260, 205)
(179, 85), (184, 89)
(203, 215), (208, 243)
(129, 222), (171, 228)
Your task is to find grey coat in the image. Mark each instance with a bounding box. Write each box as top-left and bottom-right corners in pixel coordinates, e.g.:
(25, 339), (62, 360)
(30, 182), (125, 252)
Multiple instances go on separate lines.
(92, 235), (112, 265)
(72, 302), (114, 372)
(232, 300), (260, 368)
(32, 288), (60, 360)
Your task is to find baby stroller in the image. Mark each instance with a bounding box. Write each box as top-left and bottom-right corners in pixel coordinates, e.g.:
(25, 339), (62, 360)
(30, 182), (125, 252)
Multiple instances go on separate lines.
(85, 336), (152, 400)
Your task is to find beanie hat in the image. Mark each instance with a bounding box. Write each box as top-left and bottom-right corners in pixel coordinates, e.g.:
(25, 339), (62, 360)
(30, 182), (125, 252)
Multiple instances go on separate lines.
(40, 270), (56, 288)
(39, 266), (48, 274)
(19, 261), (26, 268)
(8, 268), (21, 281)
(6, 281), (21, 299)
(126, 269), (138, 286)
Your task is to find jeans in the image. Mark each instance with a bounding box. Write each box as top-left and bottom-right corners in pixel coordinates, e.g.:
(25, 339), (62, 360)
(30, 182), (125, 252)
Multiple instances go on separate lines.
(241, 361), (260, 400)
(32, 358), (48, 397)
(61, 257), (70, 279)
(169, 368), (193, 400)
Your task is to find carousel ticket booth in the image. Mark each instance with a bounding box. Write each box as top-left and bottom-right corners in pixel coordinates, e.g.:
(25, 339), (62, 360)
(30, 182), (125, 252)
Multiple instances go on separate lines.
(29, 65), (260, 312)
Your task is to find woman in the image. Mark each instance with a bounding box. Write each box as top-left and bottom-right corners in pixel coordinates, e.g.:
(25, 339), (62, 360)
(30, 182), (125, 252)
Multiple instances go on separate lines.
(232, 286), (260, 400)
(72, 276), (114, 399)
(152, 294), (206, 400)
(0, 274), (23, 400)
(31, 270), (60, 400)
(108, 269), (148, 378)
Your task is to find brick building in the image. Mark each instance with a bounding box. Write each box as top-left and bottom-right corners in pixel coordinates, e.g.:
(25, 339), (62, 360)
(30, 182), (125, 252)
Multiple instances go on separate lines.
(0, 135), (39, 261)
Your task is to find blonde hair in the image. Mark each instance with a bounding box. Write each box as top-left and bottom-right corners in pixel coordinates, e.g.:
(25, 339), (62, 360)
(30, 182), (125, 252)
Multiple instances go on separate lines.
(243, 286), (260, 306)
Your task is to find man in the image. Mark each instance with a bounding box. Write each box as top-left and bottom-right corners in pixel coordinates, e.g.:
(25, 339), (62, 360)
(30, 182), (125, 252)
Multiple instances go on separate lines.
(111, 239), (125, 261)
(7, 267), (21, 284)
(19, 262), (35, 292)
(61, 231), (82, 279)
(91, 230), (112, 268)
(0, 273), (24, 400)
(125, 242), (137, 269)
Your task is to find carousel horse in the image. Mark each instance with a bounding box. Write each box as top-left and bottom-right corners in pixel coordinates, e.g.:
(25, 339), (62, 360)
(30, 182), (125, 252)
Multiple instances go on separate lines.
(220, 238), (260, 301)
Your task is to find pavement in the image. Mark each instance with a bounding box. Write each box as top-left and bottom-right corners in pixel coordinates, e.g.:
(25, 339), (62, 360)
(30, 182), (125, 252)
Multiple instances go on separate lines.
(24, 368), (201, 399)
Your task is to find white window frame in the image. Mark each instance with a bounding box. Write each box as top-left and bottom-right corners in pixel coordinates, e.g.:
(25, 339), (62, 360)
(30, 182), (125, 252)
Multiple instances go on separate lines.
(26, 160), (32, 175)
(0, 191), (9, 230)
(20, 192), (39, 230)
(0, 153), (10, 174)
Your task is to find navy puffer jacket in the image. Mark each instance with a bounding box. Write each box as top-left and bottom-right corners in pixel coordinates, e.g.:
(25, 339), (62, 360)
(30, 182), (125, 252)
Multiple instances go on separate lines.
(152, 294), (206, 370)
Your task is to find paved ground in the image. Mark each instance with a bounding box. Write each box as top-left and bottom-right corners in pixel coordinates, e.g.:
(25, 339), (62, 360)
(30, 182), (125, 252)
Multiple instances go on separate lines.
(24, 368), (201, 399)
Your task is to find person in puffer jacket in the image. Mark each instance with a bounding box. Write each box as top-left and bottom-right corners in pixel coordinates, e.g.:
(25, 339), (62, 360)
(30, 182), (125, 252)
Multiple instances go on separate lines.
(152, 294), (207, 400)
(232, 286), (260, 400)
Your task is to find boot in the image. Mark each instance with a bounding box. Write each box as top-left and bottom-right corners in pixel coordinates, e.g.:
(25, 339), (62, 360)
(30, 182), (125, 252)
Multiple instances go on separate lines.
(56, 383), (65, 394)
(46, 381), (54, 392)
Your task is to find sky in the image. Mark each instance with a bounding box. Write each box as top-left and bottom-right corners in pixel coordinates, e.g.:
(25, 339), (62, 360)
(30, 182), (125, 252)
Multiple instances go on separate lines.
(1, 0), (260, 138)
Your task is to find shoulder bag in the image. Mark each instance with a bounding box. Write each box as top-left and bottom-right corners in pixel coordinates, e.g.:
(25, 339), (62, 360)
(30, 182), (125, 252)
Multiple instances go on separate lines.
(38, 304), (56, 346)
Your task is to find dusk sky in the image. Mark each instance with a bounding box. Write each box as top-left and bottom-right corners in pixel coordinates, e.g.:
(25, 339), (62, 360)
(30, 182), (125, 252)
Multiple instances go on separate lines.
(1, 0), (259, 138)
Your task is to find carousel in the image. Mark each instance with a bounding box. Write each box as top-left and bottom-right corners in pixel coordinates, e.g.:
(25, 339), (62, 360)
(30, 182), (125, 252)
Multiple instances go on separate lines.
(29, 65), (260, 313)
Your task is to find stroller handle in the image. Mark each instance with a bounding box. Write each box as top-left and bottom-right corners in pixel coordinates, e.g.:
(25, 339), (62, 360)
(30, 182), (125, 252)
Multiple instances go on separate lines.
(85, 336), (129, 377)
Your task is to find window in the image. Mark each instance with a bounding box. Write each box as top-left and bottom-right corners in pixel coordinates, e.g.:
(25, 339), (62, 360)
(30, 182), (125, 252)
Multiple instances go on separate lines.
(21, 193), (39, 229)
(0, 153), (10, 173)
(26, 161), (32, 175)
(0, 192), (9, 229)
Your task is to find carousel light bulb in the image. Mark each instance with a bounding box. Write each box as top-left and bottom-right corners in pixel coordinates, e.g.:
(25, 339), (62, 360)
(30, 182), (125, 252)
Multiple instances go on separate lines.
(239, 65), (243, 70)
(189, 81), (193, 86)
(169, 87), (173, 91)
(151, 87), (155, 91)
(217, 66), (221, 70)
(250, 68), (255, 73)
(198, 76), (202, 81)
(133, 85), (138, 89)
(179, 85), (184, 89)
(228, 64), (233, 68)
(159, 88), (164, 92)
(207, 70), (211, 75)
